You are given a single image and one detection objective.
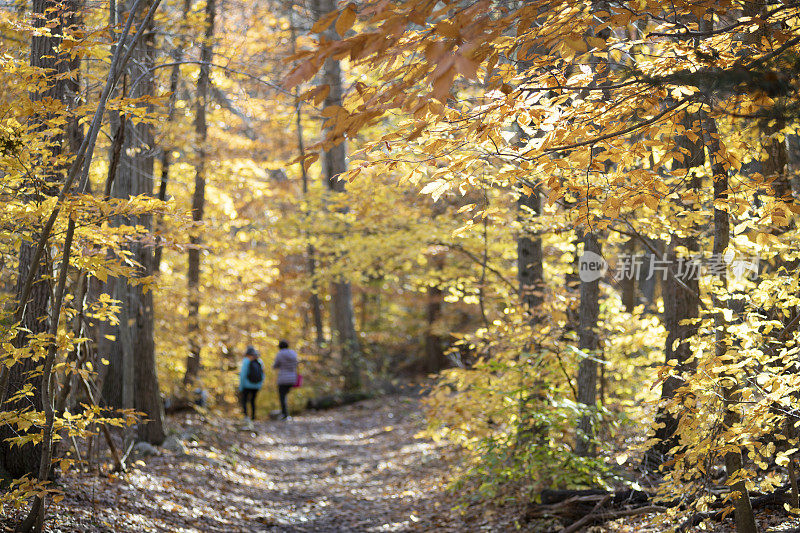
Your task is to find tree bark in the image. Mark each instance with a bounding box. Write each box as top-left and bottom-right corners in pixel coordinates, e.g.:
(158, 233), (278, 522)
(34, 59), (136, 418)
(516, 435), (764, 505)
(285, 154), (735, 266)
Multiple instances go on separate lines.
(515, 182), (547, 443)
(154, 0), (191, 273)
(0, 0), (68, 480)
(704, 114), (758, 533)
(621, 238), (636, 313)
(290, 5), (325, 348)
(576, 233), (601, 456)
(424, 285), (446, 373)
(645, 112), (703, 467)
(184, 0), (215, 387)
(18, 218), (76, 532)
(424, 242), (448, 374)
(518, 186), (544, 320)
(101, 0), (165, 444)
(314, 0), (361, 391)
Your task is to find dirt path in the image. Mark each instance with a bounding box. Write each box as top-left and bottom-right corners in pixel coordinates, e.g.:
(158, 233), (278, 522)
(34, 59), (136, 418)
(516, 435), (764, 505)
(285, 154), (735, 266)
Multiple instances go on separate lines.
(45, 395), (473, 532)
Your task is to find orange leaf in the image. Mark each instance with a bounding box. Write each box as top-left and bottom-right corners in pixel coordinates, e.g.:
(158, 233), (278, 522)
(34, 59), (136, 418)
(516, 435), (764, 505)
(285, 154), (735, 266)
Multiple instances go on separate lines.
(321, 105), (344, 118)
(283, 61), (317, 88)
(432, 66), (456, 102)
(314, 85), (331, 106)
(455, 54), (478, 80)
(302, 153), (319, 172)
(311, 10), (338, 33)
(336, 4), (357, 36)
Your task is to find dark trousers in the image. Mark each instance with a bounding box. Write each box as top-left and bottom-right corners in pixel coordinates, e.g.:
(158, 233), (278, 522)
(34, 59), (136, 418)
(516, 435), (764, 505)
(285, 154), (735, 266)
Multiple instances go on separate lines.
(278, 384), (293, 418)
(240, 388), (259, 419)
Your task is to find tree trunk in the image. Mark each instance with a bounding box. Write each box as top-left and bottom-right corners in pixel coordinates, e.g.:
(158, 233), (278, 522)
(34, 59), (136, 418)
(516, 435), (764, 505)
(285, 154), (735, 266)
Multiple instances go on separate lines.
(425, 284), (446, 373)
(621, 238), (636, 312)
(314, 0), (361, 391)
(518, 186), (544, 319)
(638, 243), (660, 309)
(516, 182), (548, 443)
(704, 115), (758, 533)
(290, 6), (325, 348)
(575, 12), (610, 454)
(101, 0), (165, 444)
(332, 280), (360, 391)
(645, 112), (703, 467)
(575, 233), (601, 456)
(99, 0), (126, 414)
(18, 217), (76, 532)
(0, 0), (68, 480)
(184, 0), (215, 387)
(154, 0), (191, 273)
(308, 261), (325, 347)
(64, 0), (84, 156)
(2, 245), (49, 479)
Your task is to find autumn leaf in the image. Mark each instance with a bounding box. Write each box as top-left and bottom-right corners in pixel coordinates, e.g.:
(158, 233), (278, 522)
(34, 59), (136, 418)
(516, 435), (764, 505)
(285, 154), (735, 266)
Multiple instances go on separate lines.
(335, 4), (357, 37)
(311, 10), (338, 34)
(420, 179), (449, 201)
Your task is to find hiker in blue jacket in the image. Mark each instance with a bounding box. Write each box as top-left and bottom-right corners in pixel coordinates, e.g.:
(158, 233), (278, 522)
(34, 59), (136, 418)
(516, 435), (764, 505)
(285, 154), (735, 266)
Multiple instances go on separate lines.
(239, 345), (264, 420)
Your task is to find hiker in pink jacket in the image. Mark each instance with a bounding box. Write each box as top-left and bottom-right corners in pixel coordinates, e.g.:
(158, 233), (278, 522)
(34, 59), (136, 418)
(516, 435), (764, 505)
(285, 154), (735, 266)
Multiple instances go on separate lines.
(273, 340), (299, 420)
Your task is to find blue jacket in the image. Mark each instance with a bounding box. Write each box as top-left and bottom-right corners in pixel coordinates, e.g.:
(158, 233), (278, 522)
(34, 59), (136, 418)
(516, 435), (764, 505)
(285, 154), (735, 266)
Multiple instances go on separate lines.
(239, 358), (264, 391)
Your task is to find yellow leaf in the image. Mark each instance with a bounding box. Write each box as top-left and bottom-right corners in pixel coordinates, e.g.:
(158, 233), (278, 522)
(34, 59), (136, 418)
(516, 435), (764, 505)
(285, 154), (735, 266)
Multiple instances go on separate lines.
(565, 37), (586, 52)
(644, 195), (659, 211)
(420, 179), (449, 201)
(602, 198), (620, 219)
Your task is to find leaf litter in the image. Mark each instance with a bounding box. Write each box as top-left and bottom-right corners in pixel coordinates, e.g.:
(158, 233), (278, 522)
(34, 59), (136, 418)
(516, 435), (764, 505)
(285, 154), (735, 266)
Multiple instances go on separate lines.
(31, 395), (491, 532)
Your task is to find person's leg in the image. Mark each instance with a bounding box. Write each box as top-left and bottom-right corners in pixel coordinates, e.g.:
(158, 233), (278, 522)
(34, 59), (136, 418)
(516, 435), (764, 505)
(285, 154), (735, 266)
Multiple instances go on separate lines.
(239, 389), (248, 417)
(246, 389), (255, 419)
(249, 389), (258, 420)
(278, 385), (290, 418)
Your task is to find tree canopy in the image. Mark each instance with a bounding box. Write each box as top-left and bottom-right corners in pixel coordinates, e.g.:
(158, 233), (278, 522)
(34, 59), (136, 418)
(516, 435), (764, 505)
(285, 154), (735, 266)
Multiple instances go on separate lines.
(1, 0), (800, 531)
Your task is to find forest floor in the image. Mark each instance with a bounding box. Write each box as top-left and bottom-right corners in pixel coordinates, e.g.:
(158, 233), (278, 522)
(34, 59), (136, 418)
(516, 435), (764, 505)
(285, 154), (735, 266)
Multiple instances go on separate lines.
(12, 393), (800, 532)
(37, 393), (499, 532)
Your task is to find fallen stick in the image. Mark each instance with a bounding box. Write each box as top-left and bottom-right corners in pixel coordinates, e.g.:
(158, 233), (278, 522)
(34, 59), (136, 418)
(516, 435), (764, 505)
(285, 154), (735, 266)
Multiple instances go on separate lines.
(558, 494), (611, 533)
(564, 505), (666, 532)
(600, 506), (666, 518)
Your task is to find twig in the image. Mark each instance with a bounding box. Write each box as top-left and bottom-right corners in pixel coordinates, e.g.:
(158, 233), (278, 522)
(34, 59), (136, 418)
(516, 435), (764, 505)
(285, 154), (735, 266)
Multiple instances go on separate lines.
(79, 375), (125, 473)
(614, 220), (708, 311)
(540, 99), (688, 154)
(431, 241), (517, 293)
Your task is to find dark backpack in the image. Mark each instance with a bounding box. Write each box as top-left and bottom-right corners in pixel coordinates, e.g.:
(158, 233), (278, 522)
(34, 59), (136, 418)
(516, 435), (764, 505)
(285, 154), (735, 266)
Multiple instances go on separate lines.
(247, 359), (263, 383)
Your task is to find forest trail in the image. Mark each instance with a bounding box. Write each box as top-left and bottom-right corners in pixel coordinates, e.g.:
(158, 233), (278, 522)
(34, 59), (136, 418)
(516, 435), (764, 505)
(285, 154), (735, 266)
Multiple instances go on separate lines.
(48, 395), (478, 532)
